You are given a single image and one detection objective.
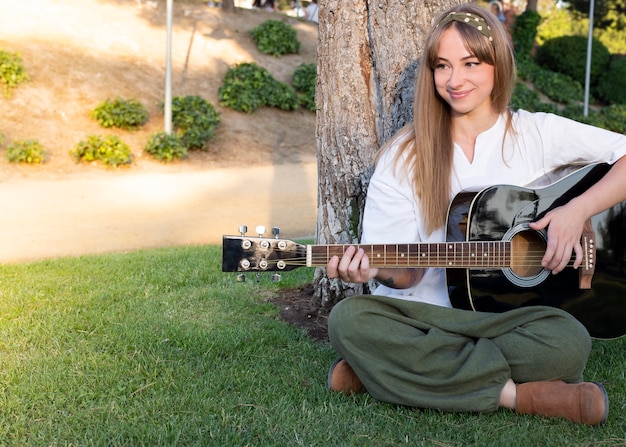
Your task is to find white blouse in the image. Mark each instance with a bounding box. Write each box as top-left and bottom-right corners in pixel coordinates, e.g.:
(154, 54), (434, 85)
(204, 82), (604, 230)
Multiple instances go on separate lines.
(361, 110), (626, 307)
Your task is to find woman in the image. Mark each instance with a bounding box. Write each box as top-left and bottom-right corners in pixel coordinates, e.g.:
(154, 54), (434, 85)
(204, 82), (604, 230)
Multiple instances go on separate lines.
(326, 3), (626, 426)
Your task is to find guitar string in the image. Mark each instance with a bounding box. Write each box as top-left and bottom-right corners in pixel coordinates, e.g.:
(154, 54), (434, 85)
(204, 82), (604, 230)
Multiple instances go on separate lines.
(257, 252), (581, 268)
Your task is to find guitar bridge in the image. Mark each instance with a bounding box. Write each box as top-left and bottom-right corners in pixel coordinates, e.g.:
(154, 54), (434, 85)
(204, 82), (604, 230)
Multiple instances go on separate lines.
(579, 218), (596, 289)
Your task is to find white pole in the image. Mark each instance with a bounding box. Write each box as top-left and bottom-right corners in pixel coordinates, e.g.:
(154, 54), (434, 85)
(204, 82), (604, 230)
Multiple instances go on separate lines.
(583, 0), (595, 117)
(164, 0), (173, 133)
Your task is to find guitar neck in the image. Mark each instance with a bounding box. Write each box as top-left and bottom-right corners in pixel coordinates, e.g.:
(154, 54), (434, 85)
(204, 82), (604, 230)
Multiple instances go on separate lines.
(307, 241), (512, 269)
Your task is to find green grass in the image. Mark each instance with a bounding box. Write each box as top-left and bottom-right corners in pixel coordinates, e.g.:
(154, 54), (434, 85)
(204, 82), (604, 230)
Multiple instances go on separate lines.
(0, 245), (624, 446)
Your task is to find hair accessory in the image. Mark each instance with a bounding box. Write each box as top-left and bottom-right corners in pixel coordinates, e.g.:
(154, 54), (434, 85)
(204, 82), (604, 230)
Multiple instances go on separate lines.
(436, 11), (493, 42)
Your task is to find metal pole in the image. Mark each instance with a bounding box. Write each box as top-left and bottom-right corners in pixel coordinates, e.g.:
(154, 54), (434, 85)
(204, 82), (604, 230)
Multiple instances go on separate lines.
(583, 0), (595, 117)
(164, 0), (173, 133)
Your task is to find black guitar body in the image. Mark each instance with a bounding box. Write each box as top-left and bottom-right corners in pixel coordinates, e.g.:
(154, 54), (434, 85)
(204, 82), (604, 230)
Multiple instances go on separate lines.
(446, 163), (626, 339)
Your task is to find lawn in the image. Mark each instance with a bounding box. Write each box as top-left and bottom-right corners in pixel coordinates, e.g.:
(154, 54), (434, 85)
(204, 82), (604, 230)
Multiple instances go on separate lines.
(0, 245), (624, 446)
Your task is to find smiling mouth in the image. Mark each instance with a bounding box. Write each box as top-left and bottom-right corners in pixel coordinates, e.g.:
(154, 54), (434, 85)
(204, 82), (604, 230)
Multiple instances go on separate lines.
(448, 90), (471, 100)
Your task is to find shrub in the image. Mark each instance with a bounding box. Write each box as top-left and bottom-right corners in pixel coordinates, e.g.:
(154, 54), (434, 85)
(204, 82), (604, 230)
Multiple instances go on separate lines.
(170, 95), (221, 150)
(292, 63), (316, 112)
(511, 10), (542, 59)
(218, 62), (299, 113)
(532, 69), (583, 105)
(535, 35), (611, 87)
(265, 81), (299, 111)
(145, 132), (187, 162)
(511, 82), (541, 111)
(250, 20), (300, 57)
(599, 104), (626, 133)
(596, 57), (626, 105)
(70, 135), (133, 167)
(91, 97), (149, 130)
(0, 50), (30, 98)
(6, 139), (45, 164)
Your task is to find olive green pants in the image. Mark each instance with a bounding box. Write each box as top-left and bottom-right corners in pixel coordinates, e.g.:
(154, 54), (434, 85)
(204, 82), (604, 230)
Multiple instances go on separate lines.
(328, 295), (591, 413)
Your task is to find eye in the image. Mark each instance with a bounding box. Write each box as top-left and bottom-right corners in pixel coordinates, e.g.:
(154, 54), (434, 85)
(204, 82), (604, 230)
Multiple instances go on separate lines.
(466, 60), (481, 68)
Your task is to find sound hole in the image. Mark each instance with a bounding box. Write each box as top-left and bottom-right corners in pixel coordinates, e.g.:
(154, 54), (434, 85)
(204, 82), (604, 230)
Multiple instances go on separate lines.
(502, 224), (550, 288)
(510, 230), (546, 277)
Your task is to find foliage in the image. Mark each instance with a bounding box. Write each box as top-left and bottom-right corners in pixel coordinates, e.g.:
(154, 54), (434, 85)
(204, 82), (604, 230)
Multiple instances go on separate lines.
(0, 50), (30, 98)
(5, 139), (45, 164)
(170, 95), (221, 150)
(568, 0), (626, 30)
(218, 62), (299, 113)
(596, 56), (626, 105)
(595, 25), (626, 55)
(536, 6), (626, 55)
(535, 35), (611, 87)
(532, 68), (584, 105)
(91, 97), (149, 130)
(250, 19), (301, 57)
(511, 10), (542, 60)
(598, 103), (626, 133)
(144, 131), (187, 162)
(515, 57), (544, 83)
(0, 246), (623, 445)
(70, 134), (133, 167)
(292, 63), (317, 112)
(535, 8), (587, 46)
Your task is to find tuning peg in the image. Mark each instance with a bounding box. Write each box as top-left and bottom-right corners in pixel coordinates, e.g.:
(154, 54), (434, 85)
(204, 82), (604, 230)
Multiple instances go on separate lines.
(255, 272), (262, 282)
(271, 273), (282, 283)
(272, 227), (280, 238)
(238, 225), (247, 236)
(237, 273), (246, 282)
(255, 225), (266, 237)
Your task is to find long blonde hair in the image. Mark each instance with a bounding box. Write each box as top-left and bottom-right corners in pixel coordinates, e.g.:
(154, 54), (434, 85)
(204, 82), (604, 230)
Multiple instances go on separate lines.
(381, 3), (516, 235)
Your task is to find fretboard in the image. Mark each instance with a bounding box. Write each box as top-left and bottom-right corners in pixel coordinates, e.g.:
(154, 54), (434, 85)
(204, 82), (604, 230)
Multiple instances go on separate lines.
(307, 242), (512, 269)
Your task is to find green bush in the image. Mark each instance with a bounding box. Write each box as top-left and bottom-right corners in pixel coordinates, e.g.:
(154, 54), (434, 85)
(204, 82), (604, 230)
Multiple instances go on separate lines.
(250, 20), (300, 57)
(145, 132), (187, 163)
(170, 95), (221, 150)
(596, 57), (626, 105)
(218, 62), (299, 113)
(265, 81), (299, 111)
(511, 10), (542, 59)
(598, 104), (626, 133)
(533, 69), (584, 105)
(0, 50), (30, 98)
(91, 97), (149, 130)
(535, 35), (611, 87)
(511, 82), (540, 111)
(6, 139), (45, 164)
(70, 135), (133, 167)
(292, 63), (316, 112)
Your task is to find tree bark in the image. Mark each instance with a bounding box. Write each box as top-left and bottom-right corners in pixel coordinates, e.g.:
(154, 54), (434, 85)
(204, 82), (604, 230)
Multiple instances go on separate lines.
(221, 0), (236, 12)
(314, 0), (463, 308)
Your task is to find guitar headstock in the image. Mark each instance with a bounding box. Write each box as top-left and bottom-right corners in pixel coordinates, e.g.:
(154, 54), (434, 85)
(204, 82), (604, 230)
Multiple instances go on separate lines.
(222, 227), (307, 273)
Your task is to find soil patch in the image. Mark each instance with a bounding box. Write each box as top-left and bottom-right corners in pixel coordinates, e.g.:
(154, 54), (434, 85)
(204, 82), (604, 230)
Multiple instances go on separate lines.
(272, 283), (330, 342)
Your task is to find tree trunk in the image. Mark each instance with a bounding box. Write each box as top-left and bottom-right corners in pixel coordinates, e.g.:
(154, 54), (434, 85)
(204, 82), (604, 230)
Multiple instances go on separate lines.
(314, 0), (463, 308)
(221, 0), (236, 12)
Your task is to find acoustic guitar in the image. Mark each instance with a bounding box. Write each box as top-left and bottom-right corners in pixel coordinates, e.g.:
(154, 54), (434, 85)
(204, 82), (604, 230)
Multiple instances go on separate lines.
(222, 163), (626, 339)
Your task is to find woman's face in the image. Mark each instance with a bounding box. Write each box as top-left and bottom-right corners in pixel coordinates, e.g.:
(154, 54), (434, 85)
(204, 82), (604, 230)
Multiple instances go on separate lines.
(434, 27), (495, 118)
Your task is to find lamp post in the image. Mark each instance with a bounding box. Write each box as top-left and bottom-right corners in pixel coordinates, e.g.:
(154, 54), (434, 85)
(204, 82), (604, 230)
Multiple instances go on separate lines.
(164, 0), (173, 133)
(583, 0), (595, 117)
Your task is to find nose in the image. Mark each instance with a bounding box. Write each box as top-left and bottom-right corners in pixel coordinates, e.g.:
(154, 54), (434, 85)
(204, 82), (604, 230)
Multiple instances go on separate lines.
(447, 67), (464, 89)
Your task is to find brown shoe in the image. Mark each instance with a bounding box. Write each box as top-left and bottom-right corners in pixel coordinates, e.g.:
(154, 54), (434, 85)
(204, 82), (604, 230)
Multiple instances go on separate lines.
(327, 358), (365, 395)
(516, 381), (609, 425)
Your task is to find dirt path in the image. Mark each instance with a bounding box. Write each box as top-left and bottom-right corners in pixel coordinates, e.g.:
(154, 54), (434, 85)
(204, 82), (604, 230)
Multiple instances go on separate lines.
(0, 163), (317, 263)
